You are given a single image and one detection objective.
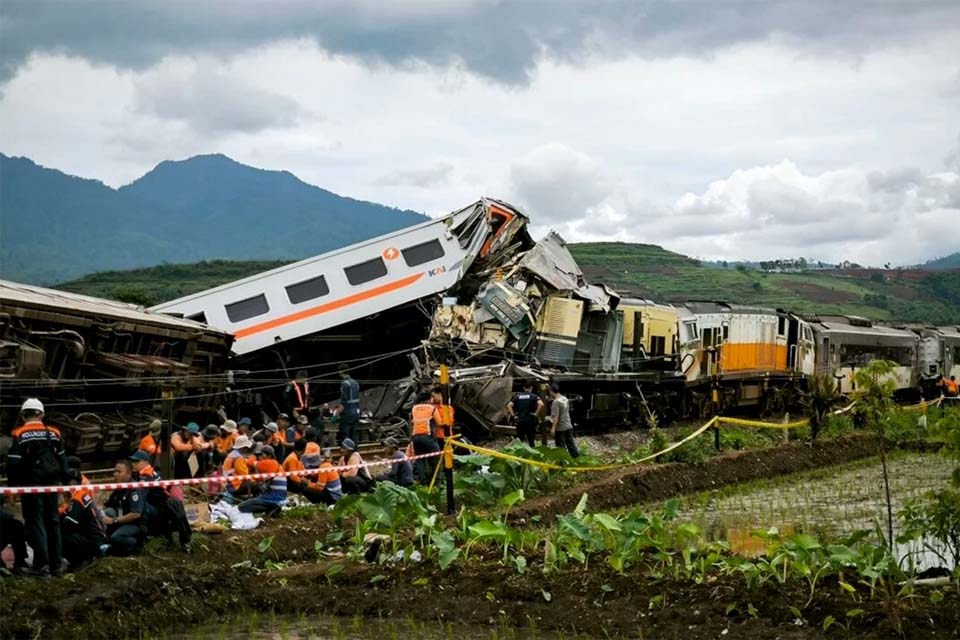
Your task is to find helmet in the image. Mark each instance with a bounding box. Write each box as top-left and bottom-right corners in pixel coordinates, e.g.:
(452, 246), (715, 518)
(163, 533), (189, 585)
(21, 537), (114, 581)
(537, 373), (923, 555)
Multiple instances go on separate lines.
(21, 398), (44, 414)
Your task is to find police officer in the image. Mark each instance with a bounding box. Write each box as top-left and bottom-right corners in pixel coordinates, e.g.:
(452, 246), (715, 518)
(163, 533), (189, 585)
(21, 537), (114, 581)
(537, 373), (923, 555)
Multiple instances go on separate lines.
(7, 398), (67, 576)
(101, 460), (146, 556)
(507, 381), (545, 447)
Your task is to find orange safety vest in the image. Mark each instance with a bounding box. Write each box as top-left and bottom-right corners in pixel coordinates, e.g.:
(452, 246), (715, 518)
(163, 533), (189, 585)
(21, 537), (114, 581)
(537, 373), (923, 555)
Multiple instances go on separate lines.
(411, 404), (434, 436)
(139, 434), (161, 456)
(292, 380), (310, 410)
(432, 404), (455, 440)
(223, 451), (249, 490)
(945, 379), (959, 396)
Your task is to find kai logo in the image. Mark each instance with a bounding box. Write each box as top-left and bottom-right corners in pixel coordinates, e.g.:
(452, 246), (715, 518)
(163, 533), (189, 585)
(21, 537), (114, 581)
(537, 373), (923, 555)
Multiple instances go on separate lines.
(427, 266), (447, 277)
(382, 247), (400, 260)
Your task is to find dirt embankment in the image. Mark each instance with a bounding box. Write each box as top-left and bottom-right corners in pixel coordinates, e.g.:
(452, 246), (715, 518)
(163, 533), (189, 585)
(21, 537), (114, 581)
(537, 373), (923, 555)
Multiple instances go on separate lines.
(1, 434), (954, 640)
(513, 434), (883, 522)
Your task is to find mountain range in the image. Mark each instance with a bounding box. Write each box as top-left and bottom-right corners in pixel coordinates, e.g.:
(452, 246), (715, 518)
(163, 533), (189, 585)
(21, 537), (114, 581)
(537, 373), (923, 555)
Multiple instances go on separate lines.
(0, 153), (426, 284)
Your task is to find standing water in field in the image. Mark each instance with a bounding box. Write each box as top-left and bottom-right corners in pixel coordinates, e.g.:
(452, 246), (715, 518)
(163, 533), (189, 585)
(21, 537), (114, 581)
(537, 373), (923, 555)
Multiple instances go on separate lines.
(669, 453), (955, 570)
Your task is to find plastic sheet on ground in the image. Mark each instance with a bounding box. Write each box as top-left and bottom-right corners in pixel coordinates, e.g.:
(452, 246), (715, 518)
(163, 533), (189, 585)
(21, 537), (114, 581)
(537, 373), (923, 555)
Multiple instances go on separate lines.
(210, 500), (263, 530)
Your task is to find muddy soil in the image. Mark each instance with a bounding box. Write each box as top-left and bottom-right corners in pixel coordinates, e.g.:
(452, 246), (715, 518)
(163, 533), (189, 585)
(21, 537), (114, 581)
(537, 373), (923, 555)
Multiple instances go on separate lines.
(512, 434), (884, 523)
(2, 434), (956, 640)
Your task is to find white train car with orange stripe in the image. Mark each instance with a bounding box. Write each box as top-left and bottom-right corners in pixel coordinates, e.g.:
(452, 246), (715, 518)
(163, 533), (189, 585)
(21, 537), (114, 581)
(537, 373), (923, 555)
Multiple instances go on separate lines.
(152, 198), (527, 356)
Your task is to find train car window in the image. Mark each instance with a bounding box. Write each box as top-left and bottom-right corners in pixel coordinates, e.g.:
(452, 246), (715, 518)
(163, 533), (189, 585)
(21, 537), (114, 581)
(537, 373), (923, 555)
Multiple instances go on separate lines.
(344, 257), (388, 285)
(225, 294), (269, 323)
(650, 335), (666, 356)
(285, 274), (330, 304)
(722, 324), (729, 341)
(401, 239), (445, 267)
(186, 311), (207, 324)
(777, 317), (786, 335)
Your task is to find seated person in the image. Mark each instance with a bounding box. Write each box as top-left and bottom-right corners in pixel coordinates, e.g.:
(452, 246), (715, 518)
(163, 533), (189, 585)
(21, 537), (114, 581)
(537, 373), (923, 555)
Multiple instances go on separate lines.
(375, 437), (413, 487)
(60, 469), (107, 571)
(238, 446), (287, 516)
(337, 438), (375, 494)
(222, 436), (255, 503)
(291, 443), (342, 505)
(101, 460), (146, 556)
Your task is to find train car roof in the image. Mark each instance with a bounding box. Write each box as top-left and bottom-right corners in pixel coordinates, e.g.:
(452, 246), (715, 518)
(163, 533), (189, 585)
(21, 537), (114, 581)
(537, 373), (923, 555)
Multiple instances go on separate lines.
(808, 315), (917, 339)
(681, 301), (777, 316)
(0, 279), (229, 336)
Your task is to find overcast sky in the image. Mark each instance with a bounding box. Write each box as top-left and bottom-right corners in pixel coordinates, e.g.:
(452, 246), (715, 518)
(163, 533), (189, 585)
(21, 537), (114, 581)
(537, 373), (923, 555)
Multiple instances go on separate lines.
(1, 1), (958, 266)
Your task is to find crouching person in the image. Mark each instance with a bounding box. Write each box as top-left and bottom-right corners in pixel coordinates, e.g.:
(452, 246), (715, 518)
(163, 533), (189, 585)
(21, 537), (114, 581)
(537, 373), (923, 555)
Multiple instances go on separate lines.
(337, 438), (375, 494)
(375, 437), (414, 487)
(238, 446), (287, 516)
(60, 472), (107, 571)
(297, 444), (342, 506)
(101, 460), (145, 556)
(130, 451), (191, 549)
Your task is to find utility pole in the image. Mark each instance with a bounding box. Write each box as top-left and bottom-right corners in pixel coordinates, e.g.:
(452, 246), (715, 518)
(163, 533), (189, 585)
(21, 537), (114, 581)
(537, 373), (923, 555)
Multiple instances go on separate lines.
(162, 387), (175, 479)
(439, 363), (455, 514)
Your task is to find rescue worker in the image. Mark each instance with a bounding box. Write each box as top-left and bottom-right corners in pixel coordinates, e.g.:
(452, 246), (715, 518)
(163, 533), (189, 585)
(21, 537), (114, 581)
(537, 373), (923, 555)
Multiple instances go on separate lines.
(59, 469), (106, 571)
(943, 375), (959, 398)
(410, 391), (440, 483)
(7, 398), (67, 576)
(138, 419), (163, 467)
(238, 446), (287, 515)
(292, 443), (342, 505)
(256, 422), (287, 461)
(0, 494), (28, 575)
(282, 438), (309, 492)
(237, 417), (253, 437)
(548, 383), (579, 458)
(375, 437), (414, 487)
(430, 387), (455, 451)
(199, 424), (221, 475)
(329, 364), (360, 445)
(170, 422), (202, 479)
(101, 460), (146, 556)
(285, 414), (307, 446)
(285, 370), (311, 420)
(222, 435), (254, 503)
(337, 438), (374, 494)
(507, 381), (545, 447)
(217, 420), (239, 461)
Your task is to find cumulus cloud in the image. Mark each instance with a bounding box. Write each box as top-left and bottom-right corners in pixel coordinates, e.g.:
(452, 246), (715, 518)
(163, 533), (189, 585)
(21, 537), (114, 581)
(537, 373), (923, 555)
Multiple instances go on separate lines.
(2, 1), (959, 85)
(132, 62), (305, 134)
(509, 144), (960, 266)
(375, 162), (454, 188)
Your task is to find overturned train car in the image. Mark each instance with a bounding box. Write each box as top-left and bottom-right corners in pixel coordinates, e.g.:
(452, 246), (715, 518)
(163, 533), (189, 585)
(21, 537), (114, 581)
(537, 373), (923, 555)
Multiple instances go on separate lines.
(0, 280), (232, 461)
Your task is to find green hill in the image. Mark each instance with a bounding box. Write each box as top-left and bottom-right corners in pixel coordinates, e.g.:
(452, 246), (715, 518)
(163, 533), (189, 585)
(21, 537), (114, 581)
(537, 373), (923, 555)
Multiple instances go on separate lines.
(921, 252), (960, 270)
(56, 242), (960, 325)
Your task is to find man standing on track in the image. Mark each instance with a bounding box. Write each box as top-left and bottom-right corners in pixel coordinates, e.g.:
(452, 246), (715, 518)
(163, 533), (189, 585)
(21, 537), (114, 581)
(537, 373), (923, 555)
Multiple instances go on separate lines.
(506, 381), (544, 447)
(548, 383), (579, 458)
(7, 398), (67, 576)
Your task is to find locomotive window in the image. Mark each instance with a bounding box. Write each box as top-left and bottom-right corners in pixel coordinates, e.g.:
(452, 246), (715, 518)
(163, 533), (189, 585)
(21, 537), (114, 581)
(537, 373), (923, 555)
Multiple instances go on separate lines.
(402, 239), (445, 267)
(344, 257), (388, 285)
(186, 311), (207, 324)
(285, 274), (330, 304)
(722, 325), (729, 341)
(650, 335), (666, 356)
(777, 317), (786, 335)
(225, 294), (269, 323)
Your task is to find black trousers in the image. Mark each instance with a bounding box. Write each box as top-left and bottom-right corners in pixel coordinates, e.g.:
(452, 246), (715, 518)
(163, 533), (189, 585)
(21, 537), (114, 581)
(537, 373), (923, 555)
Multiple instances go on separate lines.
(107, 523), (144, 556)
(302, 486), (338, 505)
(338, 414), (359, 445)
(412, 434), (440, 483)
(516, 419), (538, 447)
(62, 532), (102, 569)
(554, 430), (580, 458)
(173, 452), (194, 479)
(0, 511), (28, 568)
(21, 493), (61, 570)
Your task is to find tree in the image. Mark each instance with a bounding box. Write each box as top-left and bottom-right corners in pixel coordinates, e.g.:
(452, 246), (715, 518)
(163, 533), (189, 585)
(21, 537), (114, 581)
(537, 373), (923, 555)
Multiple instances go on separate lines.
(852, 359), (898, 549)
(112, 285), (157, 307)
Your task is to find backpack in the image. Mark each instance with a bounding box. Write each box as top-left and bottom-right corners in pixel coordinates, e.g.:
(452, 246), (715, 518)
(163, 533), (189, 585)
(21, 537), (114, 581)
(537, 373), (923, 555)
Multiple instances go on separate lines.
(33, 426), (63, 482)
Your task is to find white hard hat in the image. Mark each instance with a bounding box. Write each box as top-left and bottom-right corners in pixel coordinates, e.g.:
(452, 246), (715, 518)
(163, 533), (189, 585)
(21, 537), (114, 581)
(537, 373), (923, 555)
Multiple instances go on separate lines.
(21, 398), (44, 413)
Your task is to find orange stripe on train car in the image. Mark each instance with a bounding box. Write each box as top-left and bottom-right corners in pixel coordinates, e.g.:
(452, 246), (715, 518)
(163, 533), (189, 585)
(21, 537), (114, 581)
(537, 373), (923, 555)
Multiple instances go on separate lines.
(234, 272), (425, 339)
(719, 343), (790, 372)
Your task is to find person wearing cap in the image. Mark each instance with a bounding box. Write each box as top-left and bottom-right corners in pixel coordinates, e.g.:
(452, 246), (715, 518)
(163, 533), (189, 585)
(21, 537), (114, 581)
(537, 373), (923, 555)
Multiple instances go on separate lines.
(375, 437), (414, 488)
(222, 435), (254, 502)
(290, 442), (342, 505)
(237, 417), (253, 437)
(59, 465), (107, 571)
(284, 370), (312, 420)
(286, 414), (307, 446)
(329, 364), (361, 445)
(170, 422), (202, 479)
(255, 422), (287, 461)
(138, 419), (163, 467)
(277, 413), (292, 442)
(217, 420), (239, 458)
(8, 398), (68, 576)
(238, 446), (287, 516)
(336, 438), (374, 494)
(101, 460), (146, 556)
